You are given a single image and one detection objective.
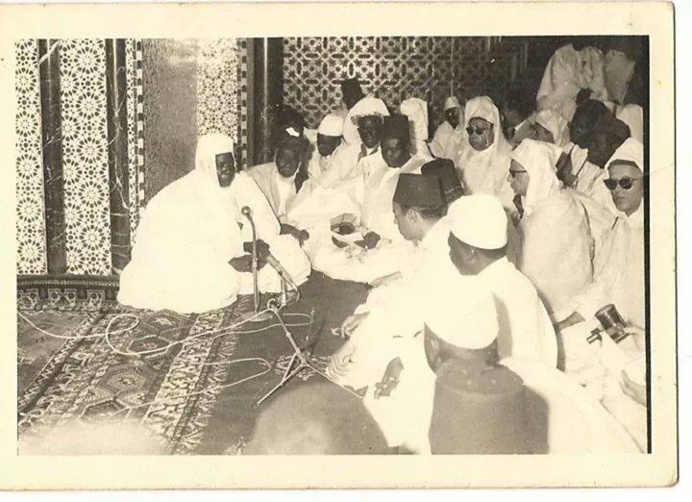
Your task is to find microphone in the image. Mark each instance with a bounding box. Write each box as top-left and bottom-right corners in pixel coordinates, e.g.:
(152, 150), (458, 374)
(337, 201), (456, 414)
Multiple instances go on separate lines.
(242, 205), (299, 297)
(266, 253), (299, 292)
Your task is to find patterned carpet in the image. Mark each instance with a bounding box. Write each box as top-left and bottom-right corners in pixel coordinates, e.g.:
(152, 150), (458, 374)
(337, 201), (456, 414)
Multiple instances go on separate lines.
(17, 273), (367, 455)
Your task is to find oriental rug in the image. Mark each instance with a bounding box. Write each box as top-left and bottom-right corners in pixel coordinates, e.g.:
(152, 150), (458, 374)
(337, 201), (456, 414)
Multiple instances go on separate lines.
(16, 273), (367, 455)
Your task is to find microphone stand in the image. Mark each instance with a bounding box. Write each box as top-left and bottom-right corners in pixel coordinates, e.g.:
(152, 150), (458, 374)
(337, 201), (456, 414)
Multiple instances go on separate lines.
(241, 206), (272, 322)
(255, 298), (325, 407)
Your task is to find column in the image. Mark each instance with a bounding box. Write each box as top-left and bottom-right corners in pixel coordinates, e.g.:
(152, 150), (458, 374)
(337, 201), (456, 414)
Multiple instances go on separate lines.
(38, 39), (66, 275)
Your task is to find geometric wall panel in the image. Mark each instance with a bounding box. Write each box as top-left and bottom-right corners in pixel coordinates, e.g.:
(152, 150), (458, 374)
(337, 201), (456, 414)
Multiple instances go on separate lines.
(15, 40), (48, 275)
(59, 39), (112, 275)
(283, 37), (492, 131)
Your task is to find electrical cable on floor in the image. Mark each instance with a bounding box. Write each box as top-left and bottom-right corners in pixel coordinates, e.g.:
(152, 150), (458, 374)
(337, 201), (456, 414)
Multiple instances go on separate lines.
(18, 305), (362, 414)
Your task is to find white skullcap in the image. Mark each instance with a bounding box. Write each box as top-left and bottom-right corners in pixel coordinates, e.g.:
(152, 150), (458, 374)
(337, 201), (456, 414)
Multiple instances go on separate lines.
(424, 276), (498, 349)
(317, 114), (344, 137)
(447, 194), (507, 249)
(444, 96), (461, 111)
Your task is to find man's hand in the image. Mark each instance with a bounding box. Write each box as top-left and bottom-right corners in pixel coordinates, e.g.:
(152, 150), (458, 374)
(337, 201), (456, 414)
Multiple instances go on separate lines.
(242, 239), (270, 269)
(327, 340), (358, 380)
(229, 255), (253, 273)
(374, 357), (404, 399)
(355, 231), (380, 250)
(340, 313), (369, 338)
(281, 223), (310, 244)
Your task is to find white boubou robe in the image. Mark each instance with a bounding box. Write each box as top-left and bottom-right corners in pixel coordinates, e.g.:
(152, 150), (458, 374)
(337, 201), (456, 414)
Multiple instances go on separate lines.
(118, 136), (311, 313)
(510, 140), (594, 323)
(455, 97), (515, 211)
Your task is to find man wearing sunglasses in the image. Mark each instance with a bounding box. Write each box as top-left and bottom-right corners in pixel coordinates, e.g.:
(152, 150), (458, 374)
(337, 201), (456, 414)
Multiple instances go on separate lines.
(558, 137), (644, 333)
(455, 96), (514, 212)
(555, 137), (646, 448)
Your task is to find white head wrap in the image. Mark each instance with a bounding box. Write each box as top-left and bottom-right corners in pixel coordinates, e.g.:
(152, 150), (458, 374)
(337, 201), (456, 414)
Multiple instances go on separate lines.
(444, 96), (461, 111)
(317, 114), (344, 137)
(456, 96), (512, 198)
(342, 96), (390, 145)
(464, 96), (501, 130)
(616, 104), (644, 143)
(607, 137), (643, 172)
(510, 139), (562, 216)
(447, 194), (508, 249)
(194, 133), (235, 190)
(400, 97), (429, 141)
(424, 279), (499, 349)
(533, 109), (568, 147)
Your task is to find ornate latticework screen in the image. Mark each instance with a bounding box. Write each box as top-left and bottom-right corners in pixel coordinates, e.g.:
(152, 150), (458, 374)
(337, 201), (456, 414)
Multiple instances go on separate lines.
(283, 37), (496, 129)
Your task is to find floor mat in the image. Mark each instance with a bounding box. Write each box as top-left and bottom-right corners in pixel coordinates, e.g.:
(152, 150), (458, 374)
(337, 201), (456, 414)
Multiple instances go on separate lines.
(17, 272), (368, 455)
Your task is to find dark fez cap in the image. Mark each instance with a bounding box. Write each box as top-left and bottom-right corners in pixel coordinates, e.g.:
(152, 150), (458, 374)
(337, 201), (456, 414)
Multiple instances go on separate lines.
(341, 78), (364, 102)
(421, 158), (464, 204)
(381, 115), (411, 143)
(394, 173), (444, 207)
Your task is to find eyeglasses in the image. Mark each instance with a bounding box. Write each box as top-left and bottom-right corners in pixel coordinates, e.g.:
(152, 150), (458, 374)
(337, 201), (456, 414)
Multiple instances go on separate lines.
(603, 177), (642, 190)
(466, 126), (492, 136)
(509, 169), (527, 178)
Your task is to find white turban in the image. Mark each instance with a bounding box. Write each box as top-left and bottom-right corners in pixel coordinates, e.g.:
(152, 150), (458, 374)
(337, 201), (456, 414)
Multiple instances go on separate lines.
(444, 96), (461, 111)
(400, 97), (429, 141)
(424, 277), (499, 349)
(317, 114), (344, 137)
(447, 194), (508, 249)
(616, 105), (644, 143)
(342, 97), (390, 145)
(533, 109), (568, 147)
(510, 139), (562, 216)
(607, 137), (644, 172)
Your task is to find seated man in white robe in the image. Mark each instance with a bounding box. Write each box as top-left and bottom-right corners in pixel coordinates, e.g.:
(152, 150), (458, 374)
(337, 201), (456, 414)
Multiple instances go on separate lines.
(245, 133), (311, 243)
(307, 115), (429, 284)
(327, 169), (456, 378)
(318, 97), (390, 189)
(306, 113), (345, 182)
(328, 192), (556, 395)
(118, 133), (311, 314)
(555, 138), (646, 449)
(446, 195), (558, 367)
(430, 96), (466, 161)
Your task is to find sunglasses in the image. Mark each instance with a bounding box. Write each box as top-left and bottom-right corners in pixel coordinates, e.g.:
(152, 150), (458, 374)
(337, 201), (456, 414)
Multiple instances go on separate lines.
(509, 169), (527, 178)
(466, 126), (492, 136)
(604, 177), (642, 190)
